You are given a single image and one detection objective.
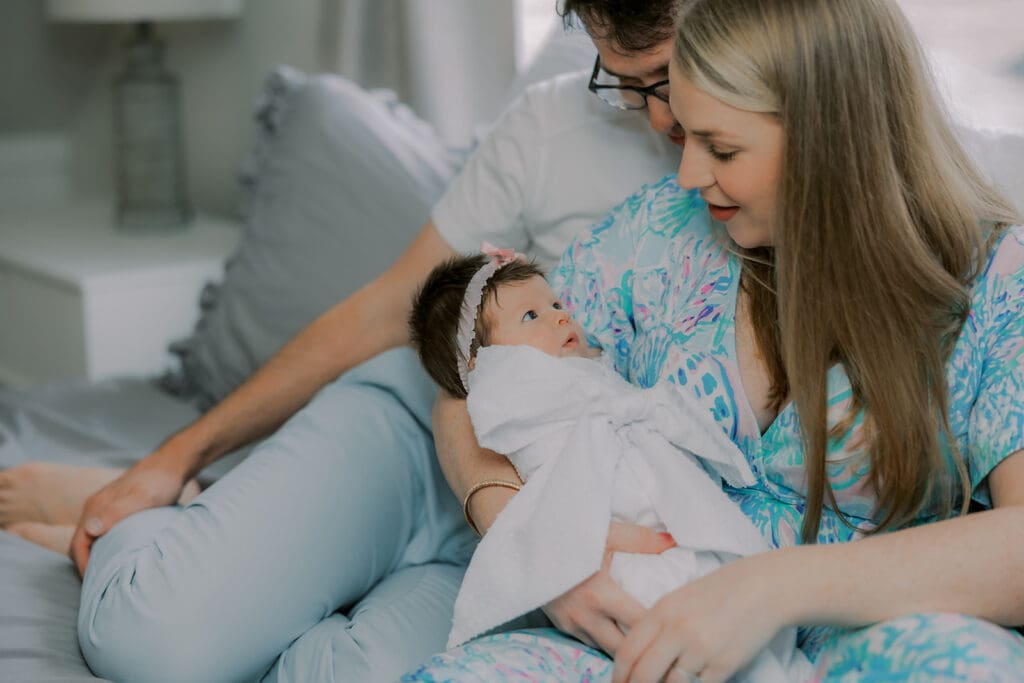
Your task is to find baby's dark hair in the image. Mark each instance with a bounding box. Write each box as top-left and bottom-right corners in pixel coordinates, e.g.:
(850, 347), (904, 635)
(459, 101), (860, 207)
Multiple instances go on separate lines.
(410, 254), (546, 398)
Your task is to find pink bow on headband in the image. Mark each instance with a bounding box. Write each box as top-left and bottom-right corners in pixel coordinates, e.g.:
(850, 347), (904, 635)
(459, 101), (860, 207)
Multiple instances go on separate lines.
(454, 242), (528, 392)
(481, 241), (525, 265)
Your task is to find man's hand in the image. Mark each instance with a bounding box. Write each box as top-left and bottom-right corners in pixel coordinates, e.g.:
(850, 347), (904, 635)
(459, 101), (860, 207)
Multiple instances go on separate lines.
(542, 522), (676, 656)
(70, 449), (191, 577)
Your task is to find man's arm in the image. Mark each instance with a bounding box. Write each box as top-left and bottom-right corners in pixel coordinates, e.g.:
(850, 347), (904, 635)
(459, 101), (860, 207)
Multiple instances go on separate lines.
(70, 221), (455, 574)
(170, 221), (456, 478)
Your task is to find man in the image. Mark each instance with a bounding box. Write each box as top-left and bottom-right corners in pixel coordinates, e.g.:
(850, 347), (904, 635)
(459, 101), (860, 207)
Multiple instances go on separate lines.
(4, 2), (684, 681)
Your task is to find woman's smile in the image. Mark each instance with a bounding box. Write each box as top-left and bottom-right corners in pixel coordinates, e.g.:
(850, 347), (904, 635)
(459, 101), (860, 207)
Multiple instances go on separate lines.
(706, 202), (739, 222)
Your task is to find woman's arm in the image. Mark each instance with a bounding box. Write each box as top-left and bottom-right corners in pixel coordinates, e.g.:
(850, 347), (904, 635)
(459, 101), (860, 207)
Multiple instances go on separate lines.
(612, 450), (1024, 683)
(70, 221), (456, 575)
(431, 393), (521, 531)
(788, 449), (1024, 628)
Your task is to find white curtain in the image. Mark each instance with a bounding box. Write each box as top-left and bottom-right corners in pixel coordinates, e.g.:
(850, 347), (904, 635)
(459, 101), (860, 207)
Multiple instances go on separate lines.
(320, 0), (517, 146)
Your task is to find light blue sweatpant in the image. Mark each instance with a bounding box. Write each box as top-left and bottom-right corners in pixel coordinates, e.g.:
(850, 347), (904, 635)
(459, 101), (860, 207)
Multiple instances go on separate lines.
(77, 348), (478, 683)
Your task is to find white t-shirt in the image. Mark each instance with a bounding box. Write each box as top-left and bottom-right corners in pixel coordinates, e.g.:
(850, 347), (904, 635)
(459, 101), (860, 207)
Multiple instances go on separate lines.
(432, 70), (679, 270)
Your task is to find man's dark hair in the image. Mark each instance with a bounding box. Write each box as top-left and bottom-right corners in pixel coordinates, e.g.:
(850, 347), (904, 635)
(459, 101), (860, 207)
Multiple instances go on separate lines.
(558, 0), (682, 53)
(409, 254), (546, 399)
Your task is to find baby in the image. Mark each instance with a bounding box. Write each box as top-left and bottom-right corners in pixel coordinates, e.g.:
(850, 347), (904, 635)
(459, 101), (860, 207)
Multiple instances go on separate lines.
(410, 247), (812, 682)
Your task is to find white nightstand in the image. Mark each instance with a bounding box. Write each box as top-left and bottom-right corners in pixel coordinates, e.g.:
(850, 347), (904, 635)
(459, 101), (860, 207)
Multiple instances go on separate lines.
(0, 200), (241, 388)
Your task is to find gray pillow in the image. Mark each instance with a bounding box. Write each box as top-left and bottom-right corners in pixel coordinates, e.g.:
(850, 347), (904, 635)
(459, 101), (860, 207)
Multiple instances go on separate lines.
(170, 67), (463, 406)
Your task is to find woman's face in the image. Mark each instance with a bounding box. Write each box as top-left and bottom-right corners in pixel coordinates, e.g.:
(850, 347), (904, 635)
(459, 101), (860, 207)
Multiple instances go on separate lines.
(668, 59), (785, 249)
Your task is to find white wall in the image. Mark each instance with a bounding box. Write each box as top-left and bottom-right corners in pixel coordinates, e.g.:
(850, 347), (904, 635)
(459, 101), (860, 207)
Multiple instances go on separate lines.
(1, 0), (325, 217)
(160, 0), (324, 214)
(2, 0), (549, 215)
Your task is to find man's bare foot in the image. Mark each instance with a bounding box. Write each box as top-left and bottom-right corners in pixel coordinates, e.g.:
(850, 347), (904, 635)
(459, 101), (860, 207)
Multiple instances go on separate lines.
(0, 463), (124, 526)
(4, 521), (76, 556)
(0, 462), (203, 527)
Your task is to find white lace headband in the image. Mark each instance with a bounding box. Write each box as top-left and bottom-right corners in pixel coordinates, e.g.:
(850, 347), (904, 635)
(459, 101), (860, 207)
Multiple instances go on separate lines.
(456, 242), (526, 391)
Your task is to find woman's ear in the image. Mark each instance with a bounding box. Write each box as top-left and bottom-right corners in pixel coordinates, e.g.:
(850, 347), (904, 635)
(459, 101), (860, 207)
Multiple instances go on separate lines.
(468, 356), (476, 371)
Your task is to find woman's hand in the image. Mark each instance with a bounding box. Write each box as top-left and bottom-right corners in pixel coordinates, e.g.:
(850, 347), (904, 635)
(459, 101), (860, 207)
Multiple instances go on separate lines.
(612, 552), (795, 683)
(543, 522), (676, 656)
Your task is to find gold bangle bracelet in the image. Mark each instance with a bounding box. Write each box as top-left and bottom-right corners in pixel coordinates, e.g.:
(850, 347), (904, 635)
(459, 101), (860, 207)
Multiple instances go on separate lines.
(462, 479), (521, 536)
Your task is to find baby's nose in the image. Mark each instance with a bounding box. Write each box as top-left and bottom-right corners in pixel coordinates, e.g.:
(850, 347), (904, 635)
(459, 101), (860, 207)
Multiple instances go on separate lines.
(557, 313), (569, 325)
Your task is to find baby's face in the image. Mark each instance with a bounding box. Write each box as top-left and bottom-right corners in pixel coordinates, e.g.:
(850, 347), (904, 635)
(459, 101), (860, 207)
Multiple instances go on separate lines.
(485, 276), (589, 359)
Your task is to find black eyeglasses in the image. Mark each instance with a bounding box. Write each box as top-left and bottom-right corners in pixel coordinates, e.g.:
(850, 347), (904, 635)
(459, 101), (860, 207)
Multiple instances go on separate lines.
(588, 55), (670, 111)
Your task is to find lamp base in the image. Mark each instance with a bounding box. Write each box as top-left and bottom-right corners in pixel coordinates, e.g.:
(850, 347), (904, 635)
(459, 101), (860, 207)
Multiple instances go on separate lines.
(113, 22), (191, 230)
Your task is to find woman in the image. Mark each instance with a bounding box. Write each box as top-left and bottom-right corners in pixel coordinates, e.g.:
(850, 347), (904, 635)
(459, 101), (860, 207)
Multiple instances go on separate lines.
(405, 0), (1024, 680)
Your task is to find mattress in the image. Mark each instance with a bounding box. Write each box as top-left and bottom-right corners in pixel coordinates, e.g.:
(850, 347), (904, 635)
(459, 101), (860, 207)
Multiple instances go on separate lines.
(0, 378), (245, 682)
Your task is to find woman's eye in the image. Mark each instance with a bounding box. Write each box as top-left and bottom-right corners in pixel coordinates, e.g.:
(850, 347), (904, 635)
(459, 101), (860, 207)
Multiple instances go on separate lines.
(522, 310), (538, 322)
(708, 145), (738, 162)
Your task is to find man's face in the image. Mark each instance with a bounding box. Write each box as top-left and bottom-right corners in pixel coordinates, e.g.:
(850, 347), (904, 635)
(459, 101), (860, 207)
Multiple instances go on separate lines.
(592, 36), (685, 146)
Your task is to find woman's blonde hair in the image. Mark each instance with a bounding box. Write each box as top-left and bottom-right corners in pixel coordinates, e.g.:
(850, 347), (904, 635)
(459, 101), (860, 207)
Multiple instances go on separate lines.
(673, 0), (1020, 542)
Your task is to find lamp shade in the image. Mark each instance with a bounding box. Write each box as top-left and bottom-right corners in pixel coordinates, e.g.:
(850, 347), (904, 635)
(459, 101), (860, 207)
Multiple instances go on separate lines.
(48, 0), (242, 23)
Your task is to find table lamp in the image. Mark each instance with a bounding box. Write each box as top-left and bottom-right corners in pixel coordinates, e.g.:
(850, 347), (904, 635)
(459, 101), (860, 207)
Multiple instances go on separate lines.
(47, 0), (243, 229)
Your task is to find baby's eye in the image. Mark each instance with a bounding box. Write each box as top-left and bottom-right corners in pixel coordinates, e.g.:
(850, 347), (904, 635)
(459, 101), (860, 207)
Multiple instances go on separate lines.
(522, 310), (538, 322)
(552, 302), (563, 310)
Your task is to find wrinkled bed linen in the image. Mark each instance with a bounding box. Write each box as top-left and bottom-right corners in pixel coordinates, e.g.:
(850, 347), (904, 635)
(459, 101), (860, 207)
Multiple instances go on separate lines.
(0, 379), (238, 683)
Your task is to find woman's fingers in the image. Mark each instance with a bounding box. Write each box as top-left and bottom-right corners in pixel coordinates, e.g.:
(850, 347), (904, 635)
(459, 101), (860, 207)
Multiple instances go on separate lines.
(605, 588), (648, 632)
(543, 598), (606, 651)
(670, 647), (708, 683)
(613, 560), (786, 683)
(619, 631), (691, 683)
(544, 565), (651, 656)
(664, 664), (697, 683)
(613, 606), (711, 683)
(611, 613), (660, 683)
(585, 566), (649, 632)
(546, 522), (676, 663)
(582, 618), (626, 655)
(548, 598), (627, 655)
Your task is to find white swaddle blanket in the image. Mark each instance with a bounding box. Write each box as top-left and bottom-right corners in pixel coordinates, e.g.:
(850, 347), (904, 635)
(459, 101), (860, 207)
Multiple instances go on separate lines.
(450, 345), (812, 682)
